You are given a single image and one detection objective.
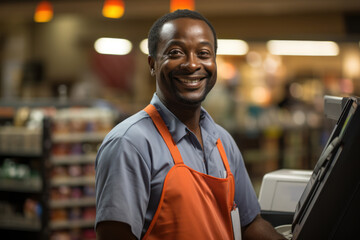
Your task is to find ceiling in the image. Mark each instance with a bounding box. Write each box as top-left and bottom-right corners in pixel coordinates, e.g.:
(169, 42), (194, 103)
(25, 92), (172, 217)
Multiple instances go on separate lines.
(0, 0), (359, 43)
(0, 0), (360, 20)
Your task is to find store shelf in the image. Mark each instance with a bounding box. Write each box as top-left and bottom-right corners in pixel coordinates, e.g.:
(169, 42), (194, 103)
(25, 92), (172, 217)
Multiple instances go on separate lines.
(0, 178), (42, 193)
(0, 102), (115, 239)
(51, 176), (95, 187)
(47, 106), (115, 238)
(0, 152), (44, 158)
(51, 154), (96, 165)
(0, 126), (43, 155)
(52, 132), (107, 143)
(50, 197), (96, 208)
(50, 219), (95, 230)
(0, 215), (41, 231)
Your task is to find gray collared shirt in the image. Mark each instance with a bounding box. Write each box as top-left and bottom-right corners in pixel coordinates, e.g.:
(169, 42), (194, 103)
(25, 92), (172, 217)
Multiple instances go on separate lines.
(95, 93), (260, 239)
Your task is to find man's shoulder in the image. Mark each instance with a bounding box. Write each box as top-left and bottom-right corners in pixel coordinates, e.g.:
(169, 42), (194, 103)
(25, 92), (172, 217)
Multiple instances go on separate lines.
(103, 110), (154, 144)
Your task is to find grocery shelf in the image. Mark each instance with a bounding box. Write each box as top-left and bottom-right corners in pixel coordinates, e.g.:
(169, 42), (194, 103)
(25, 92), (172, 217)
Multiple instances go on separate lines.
(50, 219), (95, 230)
(51, 176), (95, 187)
(0, 178), (42, 193)
(0, 100), (116, 239)
(51, 154), (97, 165)
(0, 215), (41, 231)
(50, 197), (96, 208)
(52, 132), (107, 143)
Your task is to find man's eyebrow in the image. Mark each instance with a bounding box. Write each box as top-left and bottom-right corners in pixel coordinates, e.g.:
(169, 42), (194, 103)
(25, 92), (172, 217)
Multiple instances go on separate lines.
(164, 39), (184, 48)
(163, 39), (214, 50)
(198, 41), (214, 48)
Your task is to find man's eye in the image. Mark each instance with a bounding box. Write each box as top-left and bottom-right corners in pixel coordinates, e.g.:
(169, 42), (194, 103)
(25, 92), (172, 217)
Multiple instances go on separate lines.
(168, 49), (183, 56)
(198, 51), (211, 58)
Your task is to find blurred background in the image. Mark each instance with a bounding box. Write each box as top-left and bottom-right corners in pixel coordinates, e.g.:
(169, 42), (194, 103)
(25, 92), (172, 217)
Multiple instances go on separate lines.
(0, 0), (359, 239)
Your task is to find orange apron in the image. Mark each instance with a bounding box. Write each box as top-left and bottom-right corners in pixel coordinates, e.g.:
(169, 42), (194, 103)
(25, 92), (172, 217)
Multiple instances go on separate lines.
(143, 104), (236, 240)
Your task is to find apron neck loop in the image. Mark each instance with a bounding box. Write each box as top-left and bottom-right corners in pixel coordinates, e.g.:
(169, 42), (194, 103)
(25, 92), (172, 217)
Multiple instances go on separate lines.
(144, 104), (184, 165)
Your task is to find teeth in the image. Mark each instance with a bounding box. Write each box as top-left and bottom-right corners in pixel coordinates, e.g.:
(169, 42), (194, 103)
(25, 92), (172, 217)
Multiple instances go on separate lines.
(183, 79), (200, 83)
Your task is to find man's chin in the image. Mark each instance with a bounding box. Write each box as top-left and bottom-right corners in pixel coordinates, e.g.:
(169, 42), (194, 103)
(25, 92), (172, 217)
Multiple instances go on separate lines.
(177, 94), (206, 107)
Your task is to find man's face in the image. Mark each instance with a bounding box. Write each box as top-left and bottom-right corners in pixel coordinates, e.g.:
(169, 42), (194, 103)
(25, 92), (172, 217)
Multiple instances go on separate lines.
(151, 18), (217, 108)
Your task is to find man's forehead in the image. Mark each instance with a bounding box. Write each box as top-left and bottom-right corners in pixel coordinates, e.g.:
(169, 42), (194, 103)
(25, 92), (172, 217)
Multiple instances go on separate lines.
(159, 18), (211, 39)
(160, 21), (177, 36)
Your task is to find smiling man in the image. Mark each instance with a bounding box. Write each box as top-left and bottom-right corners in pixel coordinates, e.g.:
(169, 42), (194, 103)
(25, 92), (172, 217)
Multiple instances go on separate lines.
(95, 9), (285, 240)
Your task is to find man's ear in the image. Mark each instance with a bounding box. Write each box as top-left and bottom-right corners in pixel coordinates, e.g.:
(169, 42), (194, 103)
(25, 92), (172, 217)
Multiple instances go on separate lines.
(148, 56), (155, 76)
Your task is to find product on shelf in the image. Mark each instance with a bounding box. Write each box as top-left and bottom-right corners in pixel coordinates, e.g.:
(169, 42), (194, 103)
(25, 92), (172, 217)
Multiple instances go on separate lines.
(82, 164), (95, 176)
(23, 198), (42, 219)
(69, 207), (82, 220)
(82, 207), (96, 220)
(51, 209), (68, 222)
(68, 165), (82, 177)
(51, 166), (69, 179)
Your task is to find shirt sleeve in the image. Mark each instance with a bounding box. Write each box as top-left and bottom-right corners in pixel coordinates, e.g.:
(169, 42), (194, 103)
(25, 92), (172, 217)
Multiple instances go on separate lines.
(95, 136), (151, 239)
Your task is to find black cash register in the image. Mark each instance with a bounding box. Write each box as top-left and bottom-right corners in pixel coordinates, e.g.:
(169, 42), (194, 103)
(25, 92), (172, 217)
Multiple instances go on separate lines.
(291, 96), (360, 239)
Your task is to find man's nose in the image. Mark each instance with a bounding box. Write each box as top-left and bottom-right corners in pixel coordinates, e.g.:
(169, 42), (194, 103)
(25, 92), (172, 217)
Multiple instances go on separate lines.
(181, 53), (201, 71)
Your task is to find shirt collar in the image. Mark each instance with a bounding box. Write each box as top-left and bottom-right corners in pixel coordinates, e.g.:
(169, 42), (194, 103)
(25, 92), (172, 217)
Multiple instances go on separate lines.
(149, 93), (219, 144)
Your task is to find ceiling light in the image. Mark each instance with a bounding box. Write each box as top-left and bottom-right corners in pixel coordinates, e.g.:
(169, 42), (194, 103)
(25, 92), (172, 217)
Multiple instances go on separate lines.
(267, 40), (339, 56)
(139, 39), (149, 55)
(102, 0), (125, 19)
(170, 0), (195, 12)
(34, 0), (53, 23)
(94, 38), (132, 55)
(217, 39), (249, 55)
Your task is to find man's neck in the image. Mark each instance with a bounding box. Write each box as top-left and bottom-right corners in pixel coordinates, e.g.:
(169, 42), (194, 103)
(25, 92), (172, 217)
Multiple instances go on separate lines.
(167, 103), (202, 132)
(171, 105), (203, 149)
(156, 95), (199, 127)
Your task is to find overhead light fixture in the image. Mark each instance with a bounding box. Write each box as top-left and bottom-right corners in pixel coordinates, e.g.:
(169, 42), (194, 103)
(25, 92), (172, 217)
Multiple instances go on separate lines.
(94, 38), (132, 55)
(170, 0), (195, 12)
(217, 39), (249, 55)
(139, 39), (149, 55)
(102, 0), (125, 19)
(34, 0), (53, 23)
(267, 40), (339, 56)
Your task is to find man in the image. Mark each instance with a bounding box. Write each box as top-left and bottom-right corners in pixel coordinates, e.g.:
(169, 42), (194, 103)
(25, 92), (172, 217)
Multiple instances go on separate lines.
(95, 9), (285, 240)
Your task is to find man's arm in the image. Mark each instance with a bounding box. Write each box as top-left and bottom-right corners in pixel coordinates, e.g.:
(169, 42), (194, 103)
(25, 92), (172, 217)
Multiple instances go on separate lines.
(242, 214), (286, 240)
(96, 221), (137, 240)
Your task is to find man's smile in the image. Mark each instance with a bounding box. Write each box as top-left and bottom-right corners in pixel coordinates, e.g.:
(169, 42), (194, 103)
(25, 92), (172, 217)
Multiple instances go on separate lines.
(174, 75), (207, 87)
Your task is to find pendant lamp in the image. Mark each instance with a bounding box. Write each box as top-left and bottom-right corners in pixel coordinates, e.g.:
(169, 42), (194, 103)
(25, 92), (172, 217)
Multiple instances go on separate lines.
(102, 0), (125, 19)
(170, 0), (195, 12)
(34, 0), (53, 23)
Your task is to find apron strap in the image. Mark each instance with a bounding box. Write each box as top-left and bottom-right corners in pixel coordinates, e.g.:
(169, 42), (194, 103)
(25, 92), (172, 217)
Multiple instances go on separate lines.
(216, 139), (232, 175)
(144, 104), (184, 164)
(217, 139), (235, 208)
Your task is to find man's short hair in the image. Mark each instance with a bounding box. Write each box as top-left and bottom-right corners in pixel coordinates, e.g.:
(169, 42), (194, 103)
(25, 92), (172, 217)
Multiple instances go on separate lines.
(148, 9), (218, 58)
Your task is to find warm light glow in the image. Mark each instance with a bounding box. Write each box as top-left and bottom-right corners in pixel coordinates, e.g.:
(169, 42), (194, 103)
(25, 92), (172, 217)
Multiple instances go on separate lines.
(343, 52), (360, 79)
(139, 39), (149, 54)
(94, 38), (132, 55)
(251, 86), (271, 105)
(102, 0), (125, 19)
(267, 40), (339, 56)
(170, 0), (195, 12)
(217, 39), (249, 55)
(34, 0), (53, 23)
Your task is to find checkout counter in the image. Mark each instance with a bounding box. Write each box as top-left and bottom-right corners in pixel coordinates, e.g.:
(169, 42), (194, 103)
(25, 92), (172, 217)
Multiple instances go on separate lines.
(257, 95), (360, 239)
(258, 169), (312, 227)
